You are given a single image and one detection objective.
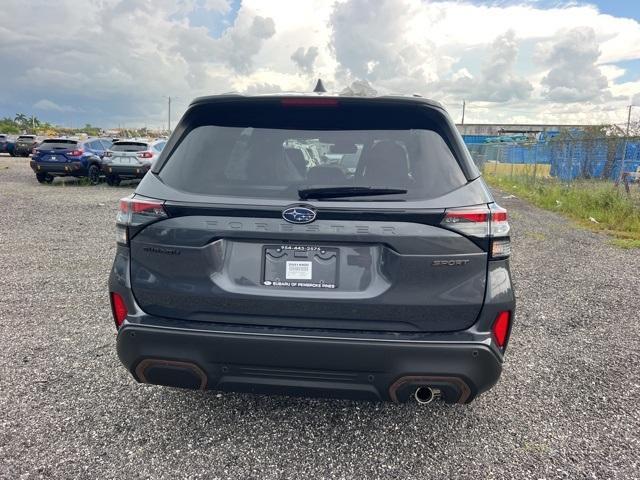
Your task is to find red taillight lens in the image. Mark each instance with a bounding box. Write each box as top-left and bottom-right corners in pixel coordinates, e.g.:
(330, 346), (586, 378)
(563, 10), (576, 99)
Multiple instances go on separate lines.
(116, 196), (167, 245)
(68, 149), (84, 156)
(31, 147), (36, 154)
(441, 207), (490, 237)
(492, 311), (511, 349)
(110, 292), (128, 328)
(281, 98), (339, 107)
(137, 151), (153, 159)
(441, 204), (511, 259)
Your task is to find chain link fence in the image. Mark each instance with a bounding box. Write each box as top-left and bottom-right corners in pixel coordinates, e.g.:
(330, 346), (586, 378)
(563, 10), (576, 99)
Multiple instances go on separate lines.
(466, 136), (640, 192)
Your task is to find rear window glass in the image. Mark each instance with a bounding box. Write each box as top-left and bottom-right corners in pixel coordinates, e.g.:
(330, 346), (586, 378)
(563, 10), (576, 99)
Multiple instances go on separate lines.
(111, 142), (148, 152)
(159, 102), (467, 201)
(38, 139), (77, 149)
(17, 136), (36, 142)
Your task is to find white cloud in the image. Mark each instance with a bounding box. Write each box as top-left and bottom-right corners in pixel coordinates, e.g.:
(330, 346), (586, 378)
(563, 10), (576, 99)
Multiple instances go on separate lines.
(33, 99), (78, 112)
(537, 27), (610, 102)
(0, 0), (639, 127)
(291, 46), (319, 74)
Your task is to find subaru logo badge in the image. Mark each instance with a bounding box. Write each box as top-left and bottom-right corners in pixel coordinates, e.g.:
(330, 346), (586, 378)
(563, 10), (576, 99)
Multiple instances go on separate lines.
(282, 206), (317, 224)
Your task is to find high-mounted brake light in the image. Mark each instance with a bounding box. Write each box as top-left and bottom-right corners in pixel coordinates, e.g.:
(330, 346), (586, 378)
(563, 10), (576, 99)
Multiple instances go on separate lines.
(137, 151), (153, 159)
(441, 204), (511, 259)
(110, 292), (128, 328)
(492, 311), (511, 349)
(116, 196), (167, 245)
(281, 98), (339, 107)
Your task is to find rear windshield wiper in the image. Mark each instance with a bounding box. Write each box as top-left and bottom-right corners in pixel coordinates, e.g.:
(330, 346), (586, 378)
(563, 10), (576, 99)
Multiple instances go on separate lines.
(298, 186), (408, 200)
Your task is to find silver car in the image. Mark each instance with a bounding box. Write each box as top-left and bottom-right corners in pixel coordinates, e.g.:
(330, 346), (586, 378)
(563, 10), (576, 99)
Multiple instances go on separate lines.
(102, 139), (166, 186)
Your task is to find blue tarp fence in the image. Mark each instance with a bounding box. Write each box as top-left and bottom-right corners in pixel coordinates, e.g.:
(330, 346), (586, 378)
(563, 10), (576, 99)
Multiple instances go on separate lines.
(465, 138), (640, 181)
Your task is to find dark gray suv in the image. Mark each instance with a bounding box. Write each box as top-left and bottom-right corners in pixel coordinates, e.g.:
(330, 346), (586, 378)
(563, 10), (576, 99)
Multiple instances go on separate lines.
(109, 93), (515, 404)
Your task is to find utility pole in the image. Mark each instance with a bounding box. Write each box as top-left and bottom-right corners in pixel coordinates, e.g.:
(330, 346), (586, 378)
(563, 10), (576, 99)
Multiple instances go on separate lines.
(617, 104), (634, 186)
(461, 100), (466, 125)
(167, 96), (172, 133)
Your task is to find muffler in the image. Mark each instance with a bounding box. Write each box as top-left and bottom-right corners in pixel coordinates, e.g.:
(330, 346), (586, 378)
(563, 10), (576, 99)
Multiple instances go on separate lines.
(414, 386), (438, 404)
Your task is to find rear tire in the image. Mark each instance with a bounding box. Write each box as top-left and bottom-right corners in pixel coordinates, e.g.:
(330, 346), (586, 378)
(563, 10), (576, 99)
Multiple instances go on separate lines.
(36, 173), (54, 184)
(87, 164), (100, 185)
(106, 174), (121, 186)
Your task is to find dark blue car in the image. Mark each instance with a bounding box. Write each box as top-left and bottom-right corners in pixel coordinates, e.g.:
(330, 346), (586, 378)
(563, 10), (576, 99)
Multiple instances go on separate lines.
(30, 138), (112, 184)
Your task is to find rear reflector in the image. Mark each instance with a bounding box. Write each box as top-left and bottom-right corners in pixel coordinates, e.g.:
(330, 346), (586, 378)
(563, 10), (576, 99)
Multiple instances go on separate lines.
(492, 311), (511, 348)
(110, 292), (128, 328)
(281, 98), (339, 107)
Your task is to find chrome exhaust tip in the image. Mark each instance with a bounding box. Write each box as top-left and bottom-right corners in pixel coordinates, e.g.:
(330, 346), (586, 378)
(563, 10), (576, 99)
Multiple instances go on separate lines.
(414, 386), (436, 404)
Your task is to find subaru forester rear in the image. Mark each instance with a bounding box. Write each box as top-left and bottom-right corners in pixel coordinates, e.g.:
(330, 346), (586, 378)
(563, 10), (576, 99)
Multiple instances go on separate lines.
(109, 93), (515, 404)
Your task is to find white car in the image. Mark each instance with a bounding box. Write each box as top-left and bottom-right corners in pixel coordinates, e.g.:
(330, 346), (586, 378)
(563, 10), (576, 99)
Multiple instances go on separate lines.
(102, 139), (166, 186)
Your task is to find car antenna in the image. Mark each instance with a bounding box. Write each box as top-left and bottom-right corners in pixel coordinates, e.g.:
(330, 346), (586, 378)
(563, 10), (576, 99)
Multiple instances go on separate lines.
(313, 78), (327, 93)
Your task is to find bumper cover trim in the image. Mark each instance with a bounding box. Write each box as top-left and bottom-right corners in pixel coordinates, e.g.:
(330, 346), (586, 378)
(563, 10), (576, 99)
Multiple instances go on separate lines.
(117, 323), (502, 403)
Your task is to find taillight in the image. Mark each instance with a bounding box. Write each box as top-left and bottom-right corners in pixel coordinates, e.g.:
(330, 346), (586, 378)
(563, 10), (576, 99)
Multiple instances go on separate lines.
(137, 151), (153, 159)
(104, 151), (112, 157)
(68, 149), (84, 157)
(281, 98), (339, 107)
(110, 292), (128, 328)
(492, 311), (511, 349)
(441, 204), (510, 259)
(31, 147), (36, 154)
(116, 196), (167, 245)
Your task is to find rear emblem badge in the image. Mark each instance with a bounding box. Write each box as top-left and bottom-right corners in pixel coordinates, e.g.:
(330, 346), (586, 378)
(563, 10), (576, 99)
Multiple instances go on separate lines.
(282, 206), (317, 224)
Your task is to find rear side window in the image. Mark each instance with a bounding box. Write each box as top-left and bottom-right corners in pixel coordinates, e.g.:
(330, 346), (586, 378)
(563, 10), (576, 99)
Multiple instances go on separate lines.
(38, 139), (77, 149)
(111, 142), (148, 152)
(18, 136), (36, 143)
(153, 141), (166, 152)
(159, 101), (467, 201)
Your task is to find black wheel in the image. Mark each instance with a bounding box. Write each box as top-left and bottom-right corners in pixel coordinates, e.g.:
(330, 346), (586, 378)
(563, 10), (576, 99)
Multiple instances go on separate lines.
(106, 174), (121, 186)
(36, 173), (54, 184)
(87, 164), (100, 185)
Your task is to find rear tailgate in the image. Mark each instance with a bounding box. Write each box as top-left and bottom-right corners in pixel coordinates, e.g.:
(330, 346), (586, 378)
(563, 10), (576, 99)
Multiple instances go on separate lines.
(129, 199), (488, 333)
(128, 97), (491, 333)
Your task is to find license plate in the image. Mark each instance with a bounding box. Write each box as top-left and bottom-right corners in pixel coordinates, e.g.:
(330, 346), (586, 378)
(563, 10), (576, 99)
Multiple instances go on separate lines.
(263, 245), (338, 289)
(286, 261), (312, 280)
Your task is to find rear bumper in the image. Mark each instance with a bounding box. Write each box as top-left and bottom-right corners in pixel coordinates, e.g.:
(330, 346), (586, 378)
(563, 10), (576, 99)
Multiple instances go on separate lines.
(30, 160), (86, 175)
(103, 163), (149, 178)
(116, 322), (502, 403)
(14, 146), (32, 155)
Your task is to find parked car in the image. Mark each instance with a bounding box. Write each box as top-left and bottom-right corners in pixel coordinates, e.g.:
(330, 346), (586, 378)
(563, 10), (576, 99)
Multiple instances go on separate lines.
(30, 137), (112, 184)
(109, 93), (515, 405)
(13, 135), (38, 157)
(101, 139), (166, 186)
(0, 134), (13, 154)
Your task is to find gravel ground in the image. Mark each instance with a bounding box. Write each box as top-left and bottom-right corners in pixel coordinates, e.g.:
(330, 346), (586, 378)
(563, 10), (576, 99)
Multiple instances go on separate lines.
(1, 155), (639, 479)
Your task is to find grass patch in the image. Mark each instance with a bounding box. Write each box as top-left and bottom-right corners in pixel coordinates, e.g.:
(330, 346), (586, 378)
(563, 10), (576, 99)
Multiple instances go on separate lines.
(610, 238), (640, 249)
(485, 174), (640, 247)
